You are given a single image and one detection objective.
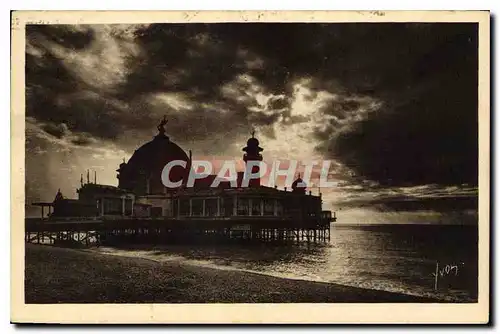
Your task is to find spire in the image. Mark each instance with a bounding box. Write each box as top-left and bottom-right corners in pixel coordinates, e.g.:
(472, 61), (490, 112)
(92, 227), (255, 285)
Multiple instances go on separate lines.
(87, 170), (90, 184)
(54, 188), (64, 202)
(80, 174), (83, 187)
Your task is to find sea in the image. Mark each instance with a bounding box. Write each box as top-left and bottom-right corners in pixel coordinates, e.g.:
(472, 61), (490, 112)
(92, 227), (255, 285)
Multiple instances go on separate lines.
(94, 224), (479, 302)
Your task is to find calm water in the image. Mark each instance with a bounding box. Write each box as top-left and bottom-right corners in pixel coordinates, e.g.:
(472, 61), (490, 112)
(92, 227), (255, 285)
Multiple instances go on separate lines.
(95, 224), (478, 302)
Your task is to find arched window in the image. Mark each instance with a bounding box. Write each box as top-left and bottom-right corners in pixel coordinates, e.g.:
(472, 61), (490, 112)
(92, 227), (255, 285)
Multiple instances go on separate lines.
(224, 196), (233, 216)
(263, 199), (274, 215)
(180, 199), (189, 216)
(205, 198), (218, 216)
(251, 198), (261, 216)
(237, 197), (249, 216)
(276, 200), (284, 216)
(191, 198), (203, 216)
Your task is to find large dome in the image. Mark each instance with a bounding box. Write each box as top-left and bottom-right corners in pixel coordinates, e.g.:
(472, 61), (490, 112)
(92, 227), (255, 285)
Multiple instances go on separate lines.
(128, 135), (189, 170)
(117, 119), (190, 195)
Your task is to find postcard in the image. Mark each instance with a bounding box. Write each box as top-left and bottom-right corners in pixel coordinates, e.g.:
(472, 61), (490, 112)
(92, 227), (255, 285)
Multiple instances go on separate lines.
(11, 10), (490, 324)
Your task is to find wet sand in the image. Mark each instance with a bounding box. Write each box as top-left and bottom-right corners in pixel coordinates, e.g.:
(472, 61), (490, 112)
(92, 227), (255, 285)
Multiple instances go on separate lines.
(25, 244), (440, 303)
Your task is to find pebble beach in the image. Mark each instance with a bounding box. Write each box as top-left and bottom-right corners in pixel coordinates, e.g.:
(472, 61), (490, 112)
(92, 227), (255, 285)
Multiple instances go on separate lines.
(25, 244), (439, 303)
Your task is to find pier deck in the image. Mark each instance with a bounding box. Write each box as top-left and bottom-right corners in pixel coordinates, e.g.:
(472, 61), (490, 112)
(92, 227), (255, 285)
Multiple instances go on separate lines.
(25, 215), (334, 246)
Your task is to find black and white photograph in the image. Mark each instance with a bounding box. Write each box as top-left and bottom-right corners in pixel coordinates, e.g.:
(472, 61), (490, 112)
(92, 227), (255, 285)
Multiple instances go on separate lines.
(11, 10), (490, 324)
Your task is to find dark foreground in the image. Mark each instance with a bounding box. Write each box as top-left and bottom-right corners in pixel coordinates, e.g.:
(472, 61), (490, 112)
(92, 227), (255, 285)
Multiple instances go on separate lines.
(25, 244), (440, 303)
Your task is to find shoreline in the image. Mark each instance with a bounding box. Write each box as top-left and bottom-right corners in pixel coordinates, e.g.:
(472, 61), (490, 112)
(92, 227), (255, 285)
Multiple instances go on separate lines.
(89, 246), (451, 302)
(24, 244), (446, 303)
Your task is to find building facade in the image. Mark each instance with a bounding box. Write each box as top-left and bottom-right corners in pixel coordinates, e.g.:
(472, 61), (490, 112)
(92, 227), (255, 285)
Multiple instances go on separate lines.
(37, 118), (334, 227)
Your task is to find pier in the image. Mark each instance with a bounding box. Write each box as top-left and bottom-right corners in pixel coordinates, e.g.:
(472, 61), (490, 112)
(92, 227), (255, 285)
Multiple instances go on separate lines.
(25, 214), (334, 247)
(26, 119), (338, 248)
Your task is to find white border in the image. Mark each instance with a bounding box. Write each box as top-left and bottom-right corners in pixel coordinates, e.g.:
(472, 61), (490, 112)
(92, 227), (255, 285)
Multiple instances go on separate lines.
(5, 5), (493, 328)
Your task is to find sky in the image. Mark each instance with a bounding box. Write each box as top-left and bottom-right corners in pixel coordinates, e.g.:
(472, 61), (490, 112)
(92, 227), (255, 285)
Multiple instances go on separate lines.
(25, 23), (479, 223)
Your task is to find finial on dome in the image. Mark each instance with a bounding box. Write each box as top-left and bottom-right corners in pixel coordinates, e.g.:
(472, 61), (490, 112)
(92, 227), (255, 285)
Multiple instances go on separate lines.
(157, 115), (168, 136)
(251, 129), (255, 138)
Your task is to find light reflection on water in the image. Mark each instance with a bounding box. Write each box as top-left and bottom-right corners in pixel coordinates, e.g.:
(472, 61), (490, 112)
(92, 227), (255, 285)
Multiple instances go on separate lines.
(94, 224), (478, 302)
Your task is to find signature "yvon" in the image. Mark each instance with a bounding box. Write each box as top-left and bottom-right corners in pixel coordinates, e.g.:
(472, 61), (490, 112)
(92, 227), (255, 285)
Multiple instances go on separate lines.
(432, 262), (465, 290)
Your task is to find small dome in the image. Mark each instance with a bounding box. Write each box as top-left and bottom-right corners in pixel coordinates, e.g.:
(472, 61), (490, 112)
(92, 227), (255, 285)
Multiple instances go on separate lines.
(242, 130), (263, 152)
(292, 177), (307, 193)
(247, 137), (260, 147)
(243, 137), (263, 152)
(292, 178), (306, 188)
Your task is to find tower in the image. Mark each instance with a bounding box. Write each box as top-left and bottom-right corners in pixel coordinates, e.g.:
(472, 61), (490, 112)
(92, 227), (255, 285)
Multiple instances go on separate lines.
(242, 130), (263, 187)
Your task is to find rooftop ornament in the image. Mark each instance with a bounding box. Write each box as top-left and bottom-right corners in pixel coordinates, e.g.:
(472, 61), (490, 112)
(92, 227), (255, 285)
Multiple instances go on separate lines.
(157, 115), (168, 138)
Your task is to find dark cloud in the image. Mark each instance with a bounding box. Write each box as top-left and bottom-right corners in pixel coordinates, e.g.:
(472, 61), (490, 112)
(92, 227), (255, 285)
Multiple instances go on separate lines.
(201, 24), (478, 188)
(27, 24), (95, 50)
(340, 194), (478, 213)
(26, 24), (286, 152)
(118, 24), (248, 101)
(267, 95), (289, 111)
(71, 136), (94, 146)
(378, 196), (478, 212)
(307, 24), (478, 187)
(41, 122), (69, 139)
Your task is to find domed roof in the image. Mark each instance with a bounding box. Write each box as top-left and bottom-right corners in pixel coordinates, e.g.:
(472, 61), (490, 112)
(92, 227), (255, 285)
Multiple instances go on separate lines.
(247, 137), (260, 146)
(242, 130), (263, 153)
(291, 175), (307, 193)
(117, 117), (190, 194)
(292, 178), (306, 188)
(127, 116), (189, 170)
(127, 134), (189, 171)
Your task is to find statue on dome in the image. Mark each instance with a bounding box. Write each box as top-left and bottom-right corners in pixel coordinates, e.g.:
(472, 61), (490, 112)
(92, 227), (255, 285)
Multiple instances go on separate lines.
(157, 115), (168, 136)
